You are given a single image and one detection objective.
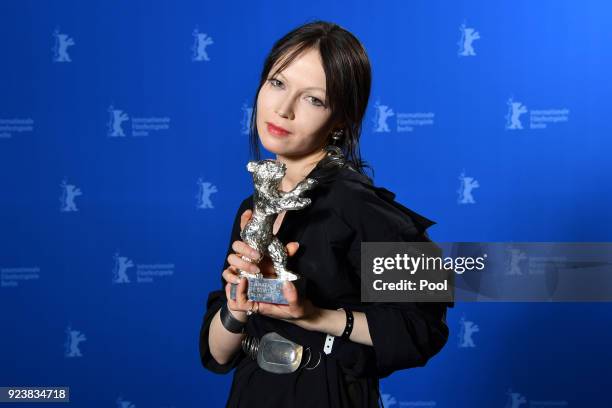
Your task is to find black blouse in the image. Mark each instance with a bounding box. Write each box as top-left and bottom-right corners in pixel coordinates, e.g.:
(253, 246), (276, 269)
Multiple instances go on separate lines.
(199, 156), (453, 408)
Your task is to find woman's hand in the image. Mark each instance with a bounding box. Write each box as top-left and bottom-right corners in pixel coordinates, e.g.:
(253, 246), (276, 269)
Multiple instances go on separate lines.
(222, 209), (301, 322)
(257, 281), (322, 325)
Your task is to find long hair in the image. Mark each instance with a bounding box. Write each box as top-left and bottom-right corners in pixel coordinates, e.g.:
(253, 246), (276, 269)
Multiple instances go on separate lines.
(248, 20), (375, 180)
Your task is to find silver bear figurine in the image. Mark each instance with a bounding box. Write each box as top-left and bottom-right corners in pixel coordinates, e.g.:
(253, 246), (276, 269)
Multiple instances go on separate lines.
(238, 159), (318, 282)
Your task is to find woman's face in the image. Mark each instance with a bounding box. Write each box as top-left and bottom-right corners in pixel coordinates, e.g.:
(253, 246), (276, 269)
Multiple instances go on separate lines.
(256, 47), (333, 159)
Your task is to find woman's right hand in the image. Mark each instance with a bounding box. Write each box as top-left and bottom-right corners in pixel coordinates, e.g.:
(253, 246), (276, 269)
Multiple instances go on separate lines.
(223, 209), (299, 322)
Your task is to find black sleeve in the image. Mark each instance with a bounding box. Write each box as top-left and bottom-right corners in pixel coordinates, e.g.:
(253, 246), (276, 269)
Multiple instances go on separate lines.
(199, 197), (251, 374)
(333, 180), (451, 379)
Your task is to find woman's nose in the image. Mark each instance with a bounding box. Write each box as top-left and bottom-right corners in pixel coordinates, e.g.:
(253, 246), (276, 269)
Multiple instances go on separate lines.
(275, 98), (294, 119)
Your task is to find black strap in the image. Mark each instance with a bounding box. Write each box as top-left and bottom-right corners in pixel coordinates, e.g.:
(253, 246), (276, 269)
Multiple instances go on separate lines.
(339, 308), (354, 340)
(220, 301), (246, 334)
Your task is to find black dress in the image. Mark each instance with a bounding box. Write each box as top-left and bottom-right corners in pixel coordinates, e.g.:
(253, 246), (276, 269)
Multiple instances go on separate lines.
(199, 156), (454, 408)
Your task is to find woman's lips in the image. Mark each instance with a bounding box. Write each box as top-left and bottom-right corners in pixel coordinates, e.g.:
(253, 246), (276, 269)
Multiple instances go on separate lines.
(267, 122), (291, 136)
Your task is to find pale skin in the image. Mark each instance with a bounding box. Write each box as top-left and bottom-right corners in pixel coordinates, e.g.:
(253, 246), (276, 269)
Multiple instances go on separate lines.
(208, 47), (373, 366)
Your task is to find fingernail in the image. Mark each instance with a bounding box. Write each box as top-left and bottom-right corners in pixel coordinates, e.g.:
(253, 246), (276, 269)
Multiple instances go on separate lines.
(251, 251), (260, 260)
(253, 266), (260, 273)
(234, 276), (241, 284)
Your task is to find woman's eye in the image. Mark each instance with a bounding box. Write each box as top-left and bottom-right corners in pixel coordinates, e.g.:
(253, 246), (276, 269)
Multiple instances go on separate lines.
(307, 96), (325, 107)
(269, 78), (283, 88)
(268, 78), (324, 107)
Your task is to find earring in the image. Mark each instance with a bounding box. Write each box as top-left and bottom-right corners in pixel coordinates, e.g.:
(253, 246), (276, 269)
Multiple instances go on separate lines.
(324, 129), (346, 164)
(330, 129), (344, 145)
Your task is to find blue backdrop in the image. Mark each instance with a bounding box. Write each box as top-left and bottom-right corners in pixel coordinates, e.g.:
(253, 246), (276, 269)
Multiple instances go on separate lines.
(1, 1), (611, 407)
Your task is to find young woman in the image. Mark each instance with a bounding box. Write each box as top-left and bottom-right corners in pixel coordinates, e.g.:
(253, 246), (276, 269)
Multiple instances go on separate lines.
(200, 20), (453, 408)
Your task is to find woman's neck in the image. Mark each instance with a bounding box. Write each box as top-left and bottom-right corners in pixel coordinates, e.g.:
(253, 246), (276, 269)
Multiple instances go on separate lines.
(276, 149), (327, 193)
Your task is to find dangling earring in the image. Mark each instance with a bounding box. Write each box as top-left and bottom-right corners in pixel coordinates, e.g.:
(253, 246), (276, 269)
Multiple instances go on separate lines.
(323, 129), (346, 166)
(331, 129), (344, 146)
(324, 129), (344, 154)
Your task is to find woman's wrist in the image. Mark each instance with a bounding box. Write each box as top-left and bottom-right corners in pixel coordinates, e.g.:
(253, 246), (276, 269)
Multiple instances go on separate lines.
(227, 304), (249, 323)
(295, 307), (345, 336)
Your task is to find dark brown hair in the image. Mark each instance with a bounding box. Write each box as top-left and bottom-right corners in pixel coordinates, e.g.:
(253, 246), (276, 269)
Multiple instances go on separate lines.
(248, 20), (374, 179)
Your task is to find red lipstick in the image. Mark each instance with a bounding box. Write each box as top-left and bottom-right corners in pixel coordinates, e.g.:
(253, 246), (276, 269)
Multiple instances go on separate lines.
(266, 122), (291, 136)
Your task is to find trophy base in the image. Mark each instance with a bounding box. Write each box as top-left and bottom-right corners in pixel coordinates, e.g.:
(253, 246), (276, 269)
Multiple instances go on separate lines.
(229, 276), (304, 305)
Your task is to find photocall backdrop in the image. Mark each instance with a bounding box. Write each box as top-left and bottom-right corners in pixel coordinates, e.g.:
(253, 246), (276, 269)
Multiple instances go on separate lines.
(1, 1), (611, 407)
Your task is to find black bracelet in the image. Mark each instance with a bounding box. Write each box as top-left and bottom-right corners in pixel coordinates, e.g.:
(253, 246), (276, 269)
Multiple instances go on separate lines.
(338, 308), (354, 340)
(220, 301), (246, 334)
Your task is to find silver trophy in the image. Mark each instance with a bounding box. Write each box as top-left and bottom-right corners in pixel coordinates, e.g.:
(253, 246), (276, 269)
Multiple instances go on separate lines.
(229, 159), (318, 304)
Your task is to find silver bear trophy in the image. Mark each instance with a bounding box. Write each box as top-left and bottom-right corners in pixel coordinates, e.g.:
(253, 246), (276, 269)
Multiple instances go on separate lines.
(229, 159), (318, 304)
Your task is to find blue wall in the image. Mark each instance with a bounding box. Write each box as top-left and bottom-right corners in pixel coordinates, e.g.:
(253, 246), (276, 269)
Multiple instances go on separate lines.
(1, 1), (610, 406)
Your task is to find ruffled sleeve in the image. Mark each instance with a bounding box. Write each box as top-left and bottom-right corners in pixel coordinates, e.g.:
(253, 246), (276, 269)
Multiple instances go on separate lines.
(331, 177), (452, 379)
(199, 196), (252, 374)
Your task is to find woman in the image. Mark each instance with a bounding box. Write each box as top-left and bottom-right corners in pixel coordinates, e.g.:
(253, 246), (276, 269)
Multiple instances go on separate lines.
(200, 20), (453, 407)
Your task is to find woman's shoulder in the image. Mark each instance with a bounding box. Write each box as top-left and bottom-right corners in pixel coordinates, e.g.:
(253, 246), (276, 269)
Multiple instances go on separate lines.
(328, 166), (379, 197)
(325, 167), (437, 237)
(235, 163), (436, 236)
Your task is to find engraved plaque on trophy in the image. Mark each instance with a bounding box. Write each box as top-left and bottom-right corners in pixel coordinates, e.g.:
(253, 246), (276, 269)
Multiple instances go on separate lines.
(229, 159), (317, 305)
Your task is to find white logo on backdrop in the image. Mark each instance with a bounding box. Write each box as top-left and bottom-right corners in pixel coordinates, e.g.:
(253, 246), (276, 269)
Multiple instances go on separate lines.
(372, 99), (434, 133)
(380, 392), (437, 407)
(60, 179), (82, 212)
(458, 315), (479, 348)
(108, 105), (130, 137)
(372, 100), (395, 132)
(457, 22), (480, 57)
(52, 28), (75, 62)
(504, 389), (567, 408)
(506, 247), (566, 277)
(112, 252), (135, 283)
(380, 393), (397, 407)
(505, 389), (527, 408)
(506, 247), (528, 275)
(112, 252), (174, 284)
(457, 170), (479, 204)
(241, 102), (253, 135)
(116, 396), (136, 408)
(107, 105), (171, 137)
(505, 97), (528, 130)
(505, 97), (570, 130)
(64, 325), (86, 357)
(0, 118), (34, 139)
(196, 178), (218, 209)
(192, 28), (214, 61)
(1, 266), (41, 288)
